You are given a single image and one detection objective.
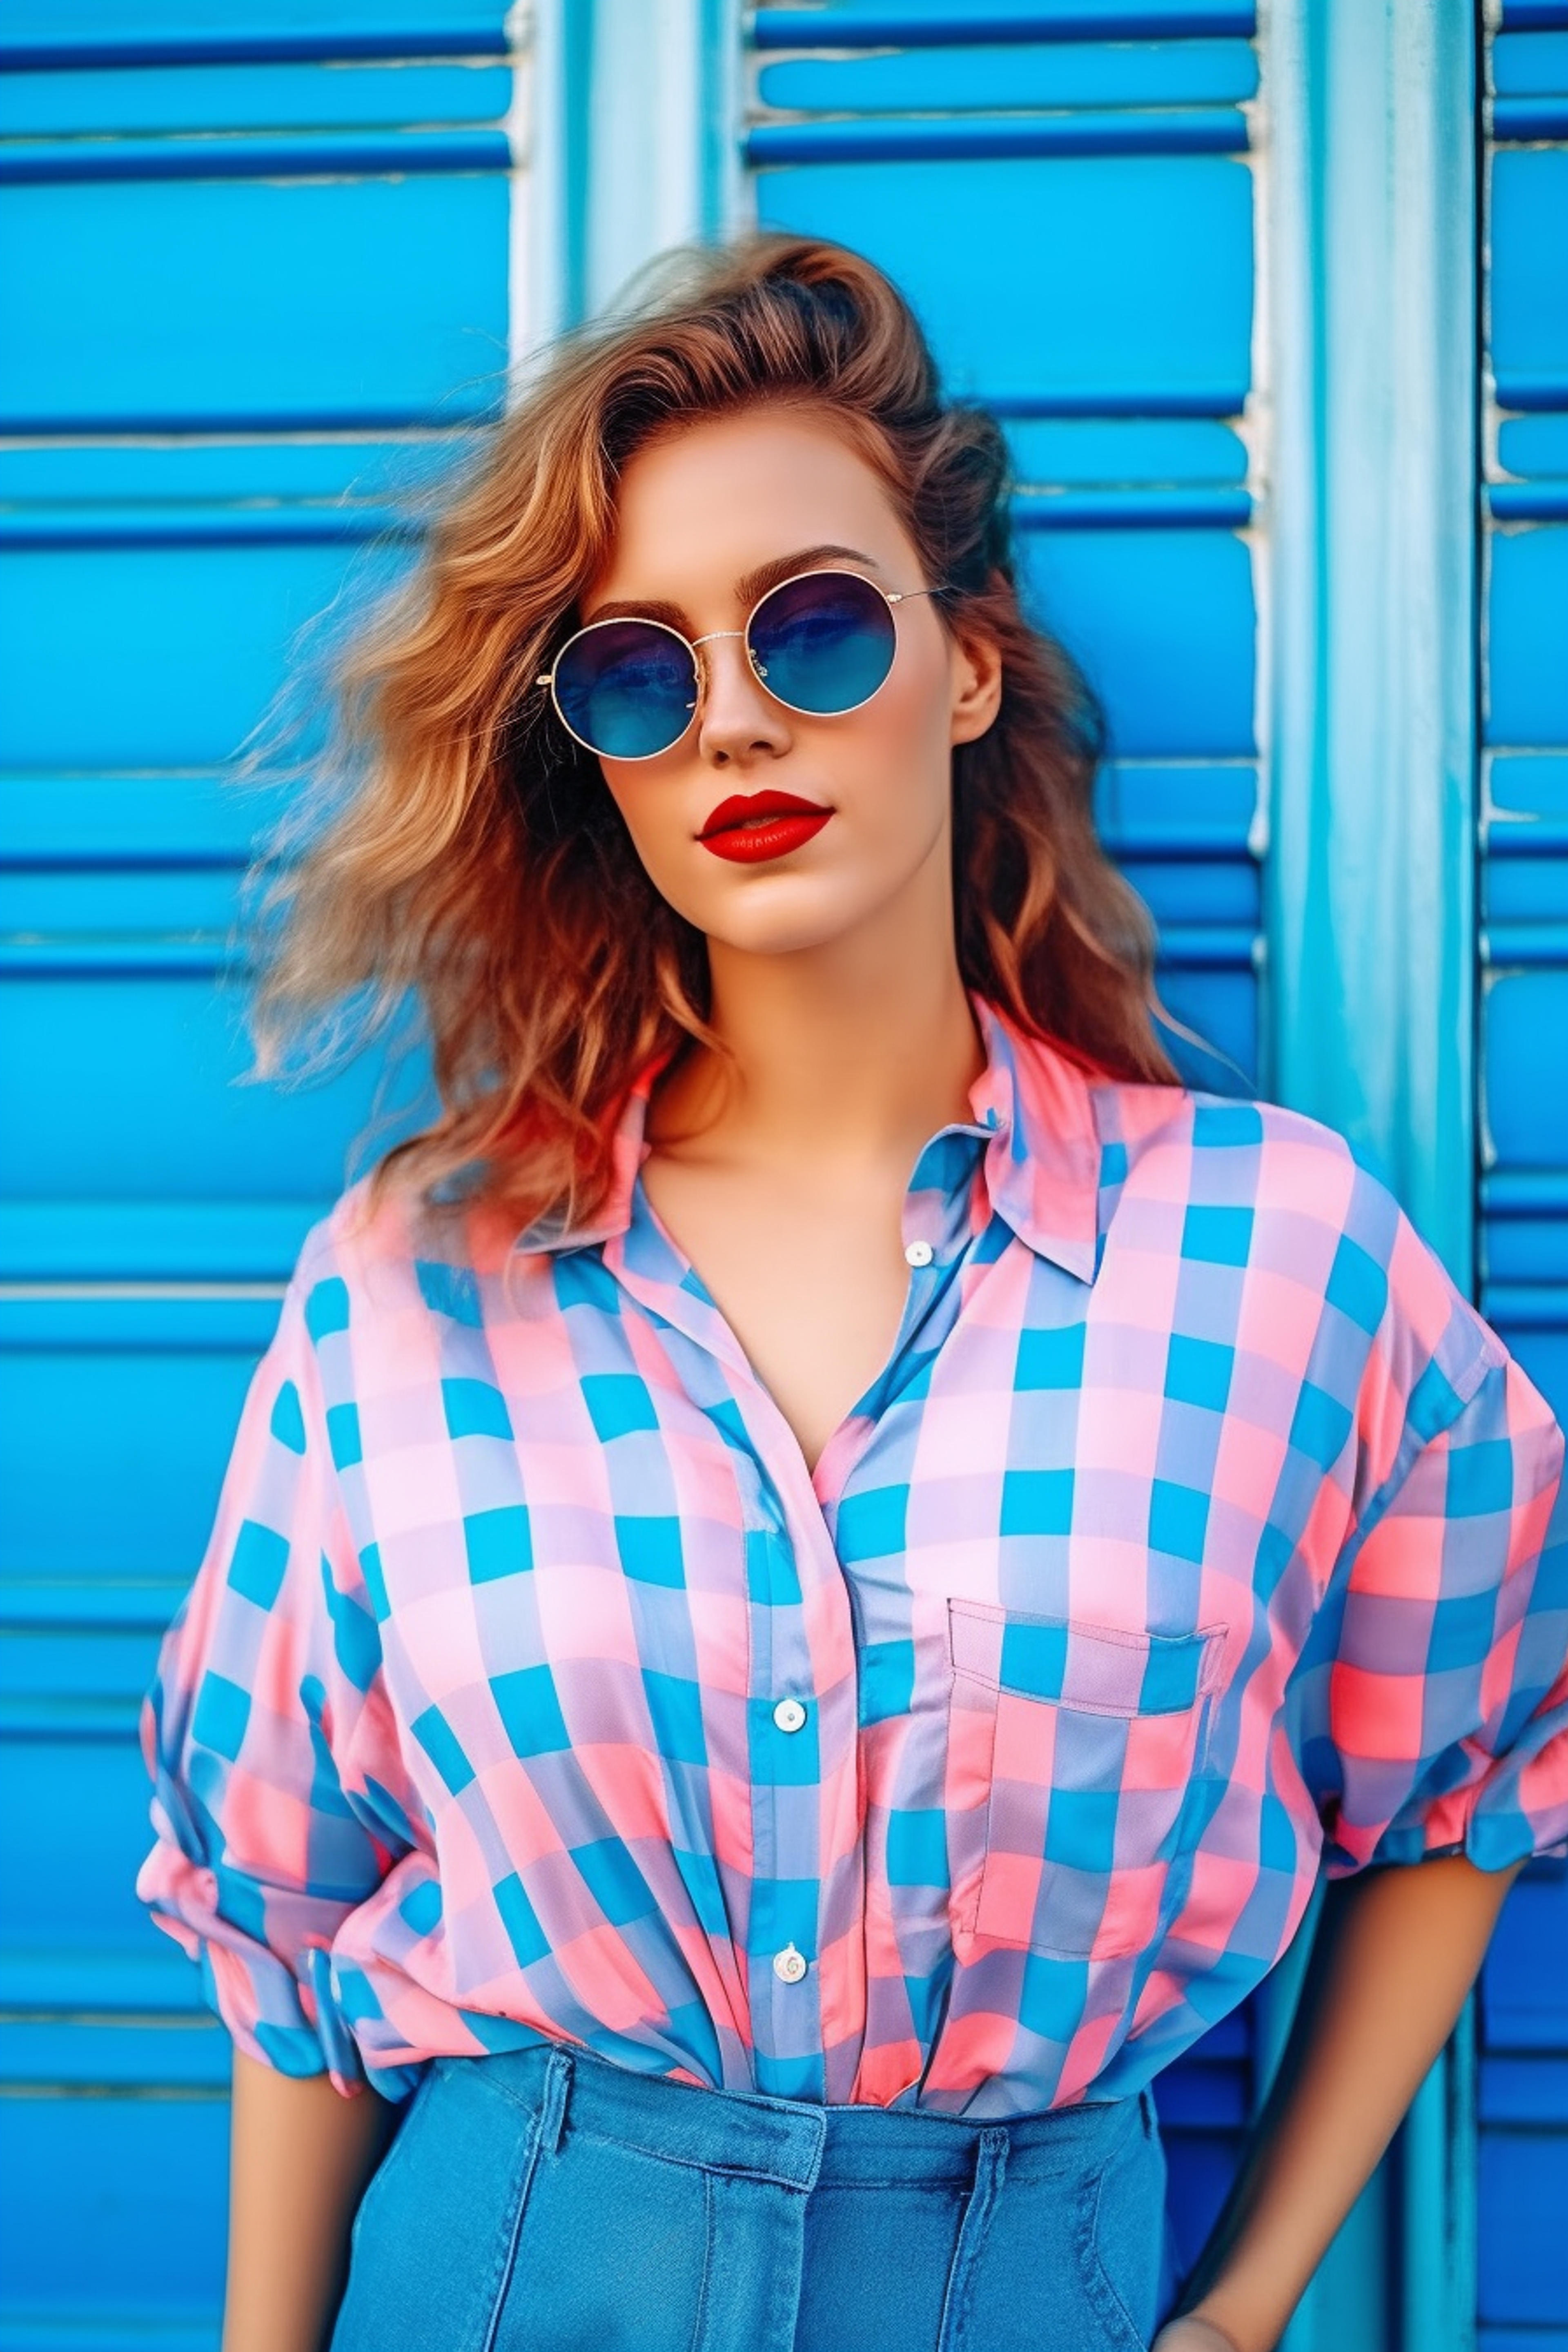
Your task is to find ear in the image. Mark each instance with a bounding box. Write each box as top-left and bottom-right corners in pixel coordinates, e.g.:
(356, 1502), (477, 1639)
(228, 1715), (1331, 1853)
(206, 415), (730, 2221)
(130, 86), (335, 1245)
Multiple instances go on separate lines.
(948, 618), (1004, 745)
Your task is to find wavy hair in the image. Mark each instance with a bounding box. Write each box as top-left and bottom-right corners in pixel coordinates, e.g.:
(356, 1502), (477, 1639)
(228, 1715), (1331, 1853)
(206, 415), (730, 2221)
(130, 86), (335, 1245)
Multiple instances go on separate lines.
(252, 233), (1176, 1234)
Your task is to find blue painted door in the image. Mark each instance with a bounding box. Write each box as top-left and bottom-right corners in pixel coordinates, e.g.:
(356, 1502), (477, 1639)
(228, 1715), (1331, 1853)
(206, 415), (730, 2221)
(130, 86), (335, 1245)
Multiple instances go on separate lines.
(0, 8), (512, 2343)
(748, 0), (1268, 2303)
(1475, 11), (1568, 2344)
(750, 9), (1261, 1095)
(4, 4), (1563, 2346)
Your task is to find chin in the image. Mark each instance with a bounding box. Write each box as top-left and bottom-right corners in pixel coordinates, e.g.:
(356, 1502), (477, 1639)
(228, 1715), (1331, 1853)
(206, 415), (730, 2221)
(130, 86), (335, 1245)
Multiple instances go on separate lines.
(704, 908), (864, 960)
(688, 875), (882, 960)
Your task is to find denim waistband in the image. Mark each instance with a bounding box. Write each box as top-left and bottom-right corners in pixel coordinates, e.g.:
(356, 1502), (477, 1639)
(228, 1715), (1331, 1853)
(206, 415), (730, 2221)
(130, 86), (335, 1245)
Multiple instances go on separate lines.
(439, 2039), (1146, 2197)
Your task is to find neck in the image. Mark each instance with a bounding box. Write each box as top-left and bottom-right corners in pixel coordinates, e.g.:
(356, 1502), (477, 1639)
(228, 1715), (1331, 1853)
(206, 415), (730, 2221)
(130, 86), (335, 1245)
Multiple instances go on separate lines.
(660, 900), (985, 1175)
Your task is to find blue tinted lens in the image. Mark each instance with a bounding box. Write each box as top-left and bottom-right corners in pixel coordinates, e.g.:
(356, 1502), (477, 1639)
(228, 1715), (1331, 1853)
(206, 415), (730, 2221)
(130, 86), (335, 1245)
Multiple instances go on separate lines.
(748, 572), (897, 715)
(552, 620), (697, 759)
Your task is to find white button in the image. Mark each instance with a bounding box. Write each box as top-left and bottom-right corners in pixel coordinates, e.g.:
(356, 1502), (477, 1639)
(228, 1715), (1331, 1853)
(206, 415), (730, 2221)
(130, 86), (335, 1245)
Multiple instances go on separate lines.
(773, 1697), (808, 1734)
(904, 1239), (934, 1268)
(773, 1944), (808, 1984)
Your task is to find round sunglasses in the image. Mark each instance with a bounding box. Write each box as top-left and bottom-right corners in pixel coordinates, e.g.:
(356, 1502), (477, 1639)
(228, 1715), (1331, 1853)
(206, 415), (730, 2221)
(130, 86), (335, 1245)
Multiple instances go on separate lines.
(535, 565), (945, 762)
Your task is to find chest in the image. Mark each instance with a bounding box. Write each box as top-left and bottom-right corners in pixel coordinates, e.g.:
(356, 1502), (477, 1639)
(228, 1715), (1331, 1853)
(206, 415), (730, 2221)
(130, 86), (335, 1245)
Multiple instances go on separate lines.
(352, 1237), (1301, 1717)
(352, 1271), (1265, 1990)
(639, 1152), (919, 1473)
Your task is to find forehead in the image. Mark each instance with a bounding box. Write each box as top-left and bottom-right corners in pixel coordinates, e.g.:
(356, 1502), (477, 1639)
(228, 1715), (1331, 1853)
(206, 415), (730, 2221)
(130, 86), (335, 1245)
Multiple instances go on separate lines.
(590, 407), (913, 601)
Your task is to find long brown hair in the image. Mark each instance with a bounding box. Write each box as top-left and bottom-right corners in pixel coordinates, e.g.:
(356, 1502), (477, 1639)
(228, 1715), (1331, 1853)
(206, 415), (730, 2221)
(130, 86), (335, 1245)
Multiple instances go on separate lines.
(252, 233), (1176, 1234)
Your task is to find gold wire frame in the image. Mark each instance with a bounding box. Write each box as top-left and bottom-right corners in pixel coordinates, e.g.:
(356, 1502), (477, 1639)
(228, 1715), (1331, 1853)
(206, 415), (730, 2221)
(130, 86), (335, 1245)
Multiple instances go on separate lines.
(534, 566), (944, 761)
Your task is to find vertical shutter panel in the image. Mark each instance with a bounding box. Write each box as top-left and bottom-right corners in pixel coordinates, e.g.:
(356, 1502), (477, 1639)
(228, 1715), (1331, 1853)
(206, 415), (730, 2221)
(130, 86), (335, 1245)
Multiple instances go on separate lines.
(747, 0), (1265, 2287)
(1477, 12), (1568, 2341)
(0, 10), (512, 2337)
(749, 7), (1263, 1093)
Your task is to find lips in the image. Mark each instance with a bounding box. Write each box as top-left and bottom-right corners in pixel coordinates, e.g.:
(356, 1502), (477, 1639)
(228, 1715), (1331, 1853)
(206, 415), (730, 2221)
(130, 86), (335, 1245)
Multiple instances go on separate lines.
(698, 790), (834, 865)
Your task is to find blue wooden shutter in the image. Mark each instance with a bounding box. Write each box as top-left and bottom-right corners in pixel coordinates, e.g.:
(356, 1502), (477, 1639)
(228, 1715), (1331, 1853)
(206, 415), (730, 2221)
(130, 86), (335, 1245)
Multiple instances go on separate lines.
(750, 1), (1261, 1094)
(748, 0), (1264, 2292)
(1475, 11), (1568, 2344)
(0, 8), (512, 2343)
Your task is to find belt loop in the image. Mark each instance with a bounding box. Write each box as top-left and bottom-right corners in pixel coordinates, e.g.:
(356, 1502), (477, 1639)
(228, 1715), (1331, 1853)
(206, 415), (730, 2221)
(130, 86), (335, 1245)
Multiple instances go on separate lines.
(536, 2042), (572, 2159)
(797, 2105), (827, 2197)
(935, 2126), (1009, 2352)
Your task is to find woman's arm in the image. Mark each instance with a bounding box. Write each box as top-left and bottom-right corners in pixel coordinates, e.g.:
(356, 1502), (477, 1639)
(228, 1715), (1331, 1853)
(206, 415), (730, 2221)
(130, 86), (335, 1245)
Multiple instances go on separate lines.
(222, 2049), (400, 2352)
(1156, 1850), (1530, 2352)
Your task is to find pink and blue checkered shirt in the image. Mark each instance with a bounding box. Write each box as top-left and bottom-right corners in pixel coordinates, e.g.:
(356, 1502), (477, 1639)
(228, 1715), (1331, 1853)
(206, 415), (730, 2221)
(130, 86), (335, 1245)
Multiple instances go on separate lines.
(136, 1000), (1568, 2114)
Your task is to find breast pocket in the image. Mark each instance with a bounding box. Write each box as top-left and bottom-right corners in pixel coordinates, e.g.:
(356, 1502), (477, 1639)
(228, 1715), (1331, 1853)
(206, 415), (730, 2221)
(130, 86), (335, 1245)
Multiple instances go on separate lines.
(947, 1599), (1227, 1961)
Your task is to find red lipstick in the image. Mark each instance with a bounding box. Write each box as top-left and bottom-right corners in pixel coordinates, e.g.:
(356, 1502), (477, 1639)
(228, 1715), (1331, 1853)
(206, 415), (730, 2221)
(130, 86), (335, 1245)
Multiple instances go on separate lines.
(698, 790), (833, 865)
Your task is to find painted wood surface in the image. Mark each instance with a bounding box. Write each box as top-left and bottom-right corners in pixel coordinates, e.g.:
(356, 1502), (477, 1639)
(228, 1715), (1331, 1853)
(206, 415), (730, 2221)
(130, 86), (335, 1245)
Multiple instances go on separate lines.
(3, 3), (1564, 2345)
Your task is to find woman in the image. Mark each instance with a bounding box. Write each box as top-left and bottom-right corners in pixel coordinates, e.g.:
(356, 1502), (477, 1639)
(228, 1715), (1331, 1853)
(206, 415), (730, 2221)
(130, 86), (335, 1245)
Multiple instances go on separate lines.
(136, 236), (1568, 2352)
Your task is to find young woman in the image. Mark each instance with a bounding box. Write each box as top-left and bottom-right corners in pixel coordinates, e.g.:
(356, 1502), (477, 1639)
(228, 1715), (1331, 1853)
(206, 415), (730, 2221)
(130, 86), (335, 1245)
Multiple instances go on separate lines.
(136, 236), (1568, 2352)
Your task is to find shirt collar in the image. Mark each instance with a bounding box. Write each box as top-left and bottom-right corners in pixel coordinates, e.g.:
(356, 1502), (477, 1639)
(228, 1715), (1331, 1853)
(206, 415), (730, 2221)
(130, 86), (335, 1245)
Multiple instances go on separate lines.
(962, 999), (1102, 1281)
(517, 996), (1104, 1285)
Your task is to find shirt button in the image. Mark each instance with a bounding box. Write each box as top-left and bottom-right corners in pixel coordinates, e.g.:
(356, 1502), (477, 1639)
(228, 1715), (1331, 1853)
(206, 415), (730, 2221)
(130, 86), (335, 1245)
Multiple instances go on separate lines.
(773, 1944), (808, 1985)
(773, 1697), (808, 1733)
(904, 1239), (934, 1268)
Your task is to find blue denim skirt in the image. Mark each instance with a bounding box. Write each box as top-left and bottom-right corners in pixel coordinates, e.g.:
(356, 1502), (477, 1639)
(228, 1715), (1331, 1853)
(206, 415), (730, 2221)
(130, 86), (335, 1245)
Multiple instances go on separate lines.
(330, 2040), (1177, 2352)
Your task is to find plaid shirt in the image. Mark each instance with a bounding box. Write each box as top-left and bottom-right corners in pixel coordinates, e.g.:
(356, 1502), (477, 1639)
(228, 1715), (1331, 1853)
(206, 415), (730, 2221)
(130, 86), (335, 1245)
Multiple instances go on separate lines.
(136, 1000), (1568, 2115)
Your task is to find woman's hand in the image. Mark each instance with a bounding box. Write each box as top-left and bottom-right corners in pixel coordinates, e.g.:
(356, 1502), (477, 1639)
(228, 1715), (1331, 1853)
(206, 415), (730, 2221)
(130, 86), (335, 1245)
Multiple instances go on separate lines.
(1151, 2318), (1245, 2352)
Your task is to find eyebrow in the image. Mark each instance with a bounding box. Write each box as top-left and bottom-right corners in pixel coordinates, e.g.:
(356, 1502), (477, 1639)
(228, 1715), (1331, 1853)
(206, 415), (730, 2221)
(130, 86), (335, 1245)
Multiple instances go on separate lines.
(581, 543), (883, 630)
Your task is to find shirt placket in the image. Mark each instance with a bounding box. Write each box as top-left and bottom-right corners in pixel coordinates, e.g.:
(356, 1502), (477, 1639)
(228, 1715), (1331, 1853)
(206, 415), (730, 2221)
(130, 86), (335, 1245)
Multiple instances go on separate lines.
(606, 1121), (1000, 2100)
(604, 1207), (862, 2099)
(733, 1435), (855, 2098)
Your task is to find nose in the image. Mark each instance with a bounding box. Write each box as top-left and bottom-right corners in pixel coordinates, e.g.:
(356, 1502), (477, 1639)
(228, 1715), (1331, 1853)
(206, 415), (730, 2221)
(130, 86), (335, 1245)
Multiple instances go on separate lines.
(692, 630), (791, 767)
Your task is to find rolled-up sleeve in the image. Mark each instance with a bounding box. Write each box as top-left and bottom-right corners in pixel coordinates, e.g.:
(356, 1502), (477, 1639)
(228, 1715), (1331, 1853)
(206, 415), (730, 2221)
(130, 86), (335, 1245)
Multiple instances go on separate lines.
(1300, 1303), (1568, 1878)
(135, 1243), (406, 2092)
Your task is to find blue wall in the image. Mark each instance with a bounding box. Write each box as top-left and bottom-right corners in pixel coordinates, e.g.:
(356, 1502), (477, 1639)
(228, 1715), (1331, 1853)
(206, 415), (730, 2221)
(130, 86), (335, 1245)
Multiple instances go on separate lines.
(1475, 14), (1568, 2345)
(745, 4), (1269, 2312)
(0, 7), (512, 2344)
(1, 3), (1563, 2346)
